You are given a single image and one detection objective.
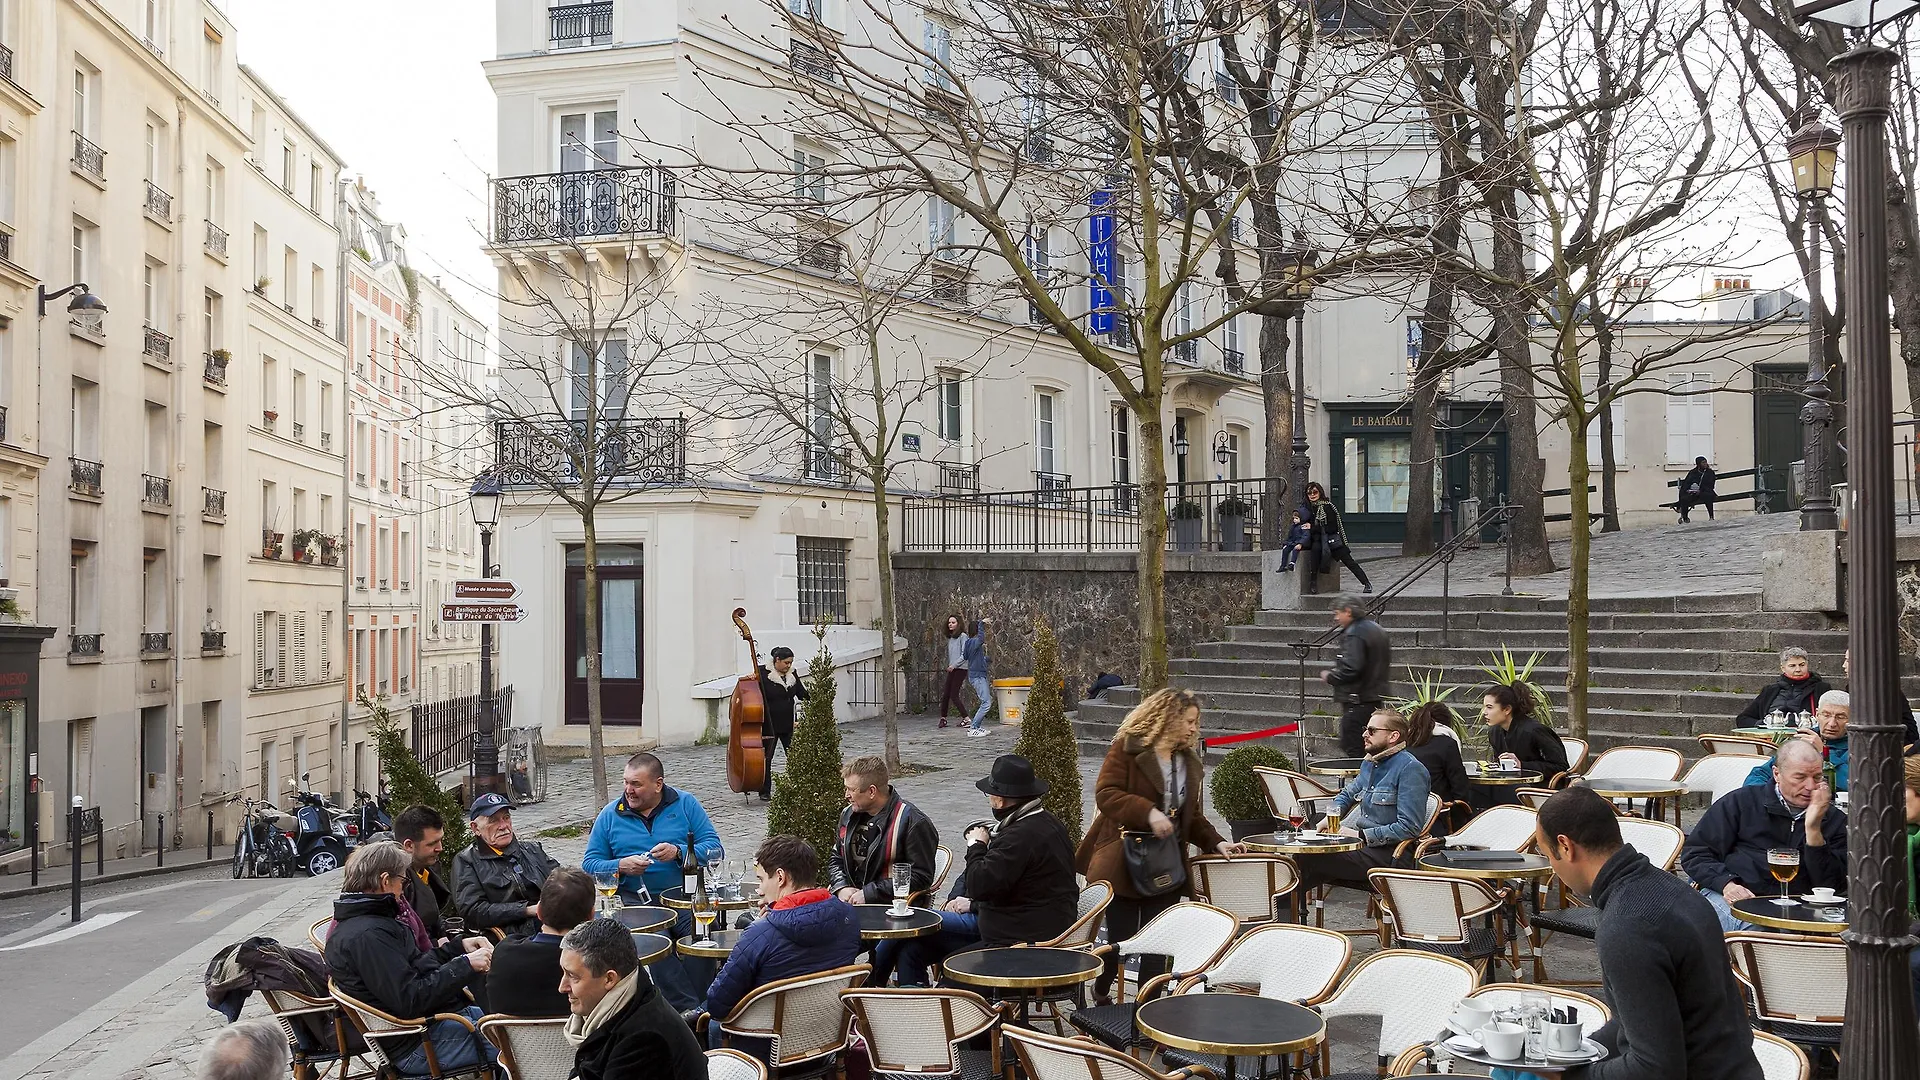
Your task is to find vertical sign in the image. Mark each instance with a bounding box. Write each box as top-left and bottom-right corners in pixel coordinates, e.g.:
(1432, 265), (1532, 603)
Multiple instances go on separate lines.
(1088, 190), (1115, 335)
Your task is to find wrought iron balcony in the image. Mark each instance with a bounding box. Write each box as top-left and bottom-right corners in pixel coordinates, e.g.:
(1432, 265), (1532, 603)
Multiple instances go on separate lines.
(495, 416), (688, 488)
(70, 633), (103, 657)
(70, 457), (103, 497)
(0, 404), (8, 444)
(1024, 131), (1053, 163)
(72, 131), (105, 180)
(550, 1), (612, 48)
(70, 310), (104, 341)
(144, 326), (173, 364)
(0, 42), (14, 87)
(141, 632), (171, 654)
(490, 166), (676, 244)
(938, 463), (980, 493)
(202, 487), (226, 519)
(0, 229), (11, 264)
(789, 40), (840, 83)
(145, 179), (172, 220)
(806, 444), (850, 485)
(204, 351), (229, 386)
(796, 236), (845, 274)
(142, 473), (172, 508)
(1035, 471), (1073, 506)
(292, 421), (305, 441)
(204, 220), (228, 258)
(1222, 347), (1245, 375)
(320, 431), (333, 451)
(201, 630), (225, 651)
(1172, 339), (1199, 365)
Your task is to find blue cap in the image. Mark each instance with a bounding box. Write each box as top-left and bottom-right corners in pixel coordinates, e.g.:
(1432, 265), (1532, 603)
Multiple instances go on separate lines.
(468, 792), (512, 820)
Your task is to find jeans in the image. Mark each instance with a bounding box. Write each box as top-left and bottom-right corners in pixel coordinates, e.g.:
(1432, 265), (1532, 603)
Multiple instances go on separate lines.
(392, 1006), (494, 1077)
(1911, 944), (1920, 1015)
(895, 912), (980, 986)
(968, 675), (993, 729)
(649, 907), (718, 1012)
(1702, 887), (1756, 933)
(1278, 545), (1300, 570)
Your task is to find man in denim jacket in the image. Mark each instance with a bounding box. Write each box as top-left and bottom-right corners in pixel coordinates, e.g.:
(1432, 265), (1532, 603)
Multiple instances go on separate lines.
(1298, 708), (1432, 894)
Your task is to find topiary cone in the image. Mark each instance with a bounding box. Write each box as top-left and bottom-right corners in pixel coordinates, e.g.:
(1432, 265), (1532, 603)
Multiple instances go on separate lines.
(768, 630), (845, 858)
(1013, 615), (1082, 846)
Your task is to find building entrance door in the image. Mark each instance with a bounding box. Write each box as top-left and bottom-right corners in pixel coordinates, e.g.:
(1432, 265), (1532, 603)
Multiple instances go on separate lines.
(565, 544), (644, 726)
(1753, 368), (1804, 514)
(140, 706), (167, 849)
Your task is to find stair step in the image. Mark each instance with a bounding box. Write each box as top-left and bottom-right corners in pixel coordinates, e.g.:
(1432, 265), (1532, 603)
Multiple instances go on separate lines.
(1225, 625), (1843, 651)
(1266, 592), (1768, 614)
(1251, 609), (1833, 632)
(1179, 643), (1877, 677)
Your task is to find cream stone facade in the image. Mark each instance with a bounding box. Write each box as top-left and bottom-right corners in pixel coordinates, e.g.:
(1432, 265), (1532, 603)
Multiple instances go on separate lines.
(414, 272), (487, 711)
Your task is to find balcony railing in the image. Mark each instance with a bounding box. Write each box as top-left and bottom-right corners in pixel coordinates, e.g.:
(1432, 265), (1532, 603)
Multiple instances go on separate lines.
(201, 630), (225, 652)
(1222, 347), (1245, 375)
(145, 179), (173, 220)
(789, 40), (840, 82)
(72, 131), (105, 180)
(796, 236), (845, 274)
(0, 42), (14, 87)
(141, 632), (171, 654)
(1034, 470), (1072, 507)
(203, 487), (226, 519)
(550, 1), (613, 47)
(142, 473), (172, 508)
(70, 310), (104, 341)
(292, 421), (305, 441)
(1024, 131), (1054, 163)
(495, 416), (688, 488)
(938, 462), (980, 493)
(70, 457), (103, 497)
(144, 326), (173, 364)
(70, 634), (103, 657)
(0, 229), (11, 264)
(904, 476), (1284, 554)
(490, 166), (676, 244)
(204, 351), (229, 386)
(806, 444), (850, 485)
(0, 404), (8, 444)
(1172, 339), (1199, 365)
(320, 431), (333, 451)
(204, 220), (228, 258)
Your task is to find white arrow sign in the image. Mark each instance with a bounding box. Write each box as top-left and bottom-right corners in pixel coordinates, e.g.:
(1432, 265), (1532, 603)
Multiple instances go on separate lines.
(442, 603), (528, 623)
(453, 579), (521, 601)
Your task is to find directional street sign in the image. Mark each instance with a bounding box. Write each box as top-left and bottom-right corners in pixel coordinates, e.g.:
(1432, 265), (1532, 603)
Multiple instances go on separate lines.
(442, 603), (528, 623)
(453, 579), (521, 601)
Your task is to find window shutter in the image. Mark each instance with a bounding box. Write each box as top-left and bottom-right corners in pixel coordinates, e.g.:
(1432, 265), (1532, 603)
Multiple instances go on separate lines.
(254, 612), (268, 686)
(320, 611), (332, 679)
(276, 614), (289, 686)
(291, 612), (308, 684)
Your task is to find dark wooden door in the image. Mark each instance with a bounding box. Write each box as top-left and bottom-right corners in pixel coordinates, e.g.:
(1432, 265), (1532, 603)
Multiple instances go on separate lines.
(1753, 370), (1804, 513)
(565, 544), (644, 726)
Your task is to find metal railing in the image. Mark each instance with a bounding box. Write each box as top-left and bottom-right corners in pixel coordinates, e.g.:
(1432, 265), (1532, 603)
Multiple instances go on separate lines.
(0, 43), (13, 86)
(807, 445), (851, 485)
(70, 310), (104, 339)
(901, 476), (1281, 553)
(0, 404), (8, 444)
(490, 166), (676, 244)
(141, 632), (171, 654)
(292, 421), (305, 441)
(550, 1), (612, 47)
(321, 431), (333, 451)
(789, 40), (839, 82)
(1172, 339), (1199, 364)
(70, 634), (102, 657)
(0, 229), (11, 264)
(202, 487), (226, 518)
(71, 131), (105, 179)
(143, 326), (172, 364)
(144, 179), (172, 219)
(204, 352), (229, 386)
(69, 457), (103, 497)
(938, 462), (979, 493)
(495, 417), (688, 488)
(796, 236), (845, 273)
(1222, 347), (1245, 375)
(204, 220), (228, 258)
(142, 474), (172, 508)
(202, 630), (225, 651)
(413, 687), (515, 776)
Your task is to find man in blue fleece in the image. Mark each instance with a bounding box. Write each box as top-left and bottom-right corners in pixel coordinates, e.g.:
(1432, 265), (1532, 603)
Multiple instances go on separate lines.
(704, 834), (861, 1058)
(582, 752), (725, 1010)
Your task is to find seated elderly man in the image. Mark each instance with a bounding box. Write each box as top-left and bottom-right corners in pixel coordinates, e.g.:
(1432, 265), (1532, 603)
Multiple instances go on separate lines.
(197, 1019), (288, 1080)
(488, 865), (597, 1018)
(328, 842), (496, 1075)
(1682, 738), (1847, 932)
(1296, 708), (1432, 895)
(454, 792), (561, 939)
(706, 835), (861, 1054)
(560, 919), (707, 1080)
(1735, 647), (1833, 725)
(1744, 729), (1824, 789)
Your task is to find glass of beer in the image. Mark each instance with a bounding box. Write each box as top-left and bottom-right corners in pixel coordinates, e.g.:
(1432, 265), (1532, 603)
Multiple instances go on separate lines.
(693, 891), (718, 946)
(1324, 808), (1342, 837)
(1767, 847), (1800, 906)
(891, 863), (915, 915)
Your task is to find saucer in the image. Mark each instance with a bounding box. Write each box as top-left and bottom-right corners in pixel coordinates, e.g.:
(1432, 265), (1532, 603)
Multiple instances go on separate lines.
(1801, 894), (1845, 906)
(1544, 1039), (1605, 1063)
(1442, 1034), (1482, 1054)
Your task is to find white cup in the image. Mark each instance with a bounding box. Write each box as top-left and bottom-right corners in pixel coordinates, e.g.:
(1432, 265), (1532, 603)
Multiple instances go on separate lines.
(1477, 1023), (1526, 1061)
(1808, 887), (1839, 903)
(1546, 1021), (1584, 1055)
(1454, 1001), (1496, 1030)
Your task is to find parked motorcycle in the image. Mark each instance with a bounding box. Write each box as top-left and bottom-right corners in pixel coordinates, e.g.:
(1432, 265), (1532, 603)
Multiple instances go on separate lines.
(290, 773), (350, 876)
(228, 795), (298, 879)
(350, 789), (392, 840)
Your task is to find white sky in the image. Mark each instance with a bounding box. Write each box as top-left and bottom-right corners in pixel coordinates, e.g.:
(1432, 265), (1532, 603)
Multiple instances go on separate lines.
(225, 0), (498, 322)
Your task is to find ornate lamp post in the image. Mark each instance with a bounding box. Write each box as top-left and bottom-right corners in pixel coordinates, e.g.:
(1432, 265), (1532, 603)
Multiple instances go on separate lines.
(1787, 115), (1841, 531)
(467, 474), (504, 794)
(1792, 1), (1920, 1072)
(1282, 237), (1320, 516)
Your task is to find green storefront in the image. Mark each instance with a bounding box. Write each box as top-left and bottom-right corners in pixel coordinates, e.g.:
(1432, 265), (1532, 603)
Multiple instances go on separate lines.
(1325, 403), (1509, 544)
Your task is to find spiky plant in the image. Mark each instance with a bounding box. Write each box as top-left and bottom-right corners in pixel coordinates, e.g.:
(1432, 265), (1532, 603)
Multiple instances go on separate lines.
(365, 691), (469, 870)
(1481, 646), (1554, 729)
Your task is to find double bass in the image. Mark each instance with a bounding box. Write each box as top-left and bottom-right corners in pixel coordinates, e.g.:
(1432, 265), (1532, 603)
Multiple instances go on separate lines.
(727, 608), (768, 794)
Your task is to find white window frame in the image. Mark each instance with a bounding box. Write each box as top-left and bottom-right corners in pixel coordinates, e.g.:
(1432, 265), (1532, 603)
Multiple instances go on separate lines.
(1034, 390), (1058, 475)
(1665, 376), (1714, 466)
(921, 17), (954, 90)
(1585, 401), (1627, 466)
(928, 196), (958, 260)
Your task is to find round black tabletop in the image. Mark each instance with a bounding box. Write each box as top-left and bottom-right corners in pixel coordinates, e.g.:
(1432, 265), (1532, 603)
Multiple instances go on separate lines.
(1579, 777), (1688, 798)
(1464, 764), (1543, 786)
(854, 905), (943, 939)
(1240, 831), (1362, 855)
(658, 885), (759, 911)
(1732, 896), (1849, 933)
(1135, 995), (1324, 1056)
(631, 932), (673, 965)
(943, 947), (1103, 989)
(1307, 757), (1366, 777)
(1418, 851), (1554, 880)
(611, 905), (675, 934)
(677, 928), (748, 958)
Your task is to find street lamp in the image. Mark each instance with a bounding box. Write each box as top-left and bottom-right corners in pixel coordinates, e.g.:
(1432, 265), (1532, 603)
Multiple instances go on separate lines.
(1170, 418), (1189, 489)
(1212, 430), (1232, 473)
(37, 283), (108, 317)
(1281, 235), (1320, 520)
(1792, 1), (1920, 1071)
(1787, 115), (1841, 532)
(468, 473), (504, 794)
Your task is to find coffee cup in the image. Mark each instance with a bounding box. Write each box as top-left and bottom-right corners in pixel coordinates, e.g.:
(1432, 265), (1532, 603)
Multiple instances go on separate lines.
(1476, 1022), (1526, 1061)
(1808, 887), (1839, 903)
(1453, 1001), (1496, 1031)
(1546, 1021), (1584, 1055)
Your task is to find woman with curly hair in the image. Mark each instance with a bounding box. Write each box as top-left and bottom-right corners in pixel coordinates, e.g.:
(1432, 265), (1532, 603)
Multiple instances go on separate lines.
(1482, 683), (1569, 803)
(1075, 688), (1243, 1001)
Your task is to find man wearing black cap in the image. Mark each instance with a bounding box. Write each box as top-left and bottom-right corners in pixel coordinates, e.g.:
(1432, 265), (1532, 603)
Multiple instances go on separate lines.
(892, 755), (1079, 984)
(757, 646), (809, 801)
(453, 792), (561, 939)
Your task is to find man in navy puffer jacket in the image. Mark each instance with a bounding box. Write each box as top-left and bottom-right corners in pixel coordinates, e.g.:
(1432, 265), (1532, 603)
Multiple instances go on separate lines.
(704, 834), (862, 1056)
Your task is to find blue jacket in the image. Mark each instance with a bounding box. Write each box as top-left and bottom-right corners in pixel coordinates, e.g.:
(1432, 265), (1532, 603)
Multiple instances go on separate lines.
(1284, 521), (1308, 549)
(582, 787), (725, 899)
(963, 621), (989, 677)
(705, 892), (861, 1021)
(1332, 747), (1431, 847)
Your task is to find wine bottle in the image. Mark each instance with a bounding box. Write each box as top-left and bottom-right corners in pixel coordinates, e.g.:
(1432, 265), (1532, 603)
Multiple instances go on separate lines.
(682, 830), (699, 896)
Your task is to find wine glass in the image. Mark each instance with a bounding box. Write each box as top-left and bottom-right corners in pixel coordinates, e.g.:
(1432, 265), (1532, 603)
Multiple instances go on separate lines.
(726, 857), (746, 900)
(594, 872), (619, 917)
(1286, 808), (1306, 840)
(1767, 847), (1800, 906)
(692, 888), (718, 946)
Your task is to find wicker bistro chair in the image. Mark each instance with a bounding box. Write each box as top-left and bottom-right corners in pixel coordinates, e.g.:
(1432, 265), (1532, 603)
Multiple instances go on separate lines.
(309, 917), (333, 953)
(709, 1049), (772, 1080)
(1529, 817), (1685, 985)
(329, 982), (484, 1080)
(1681, 754), (1771, 806)
(1752, 1030), (1813, 1080)
(1558, 737), (1591, 775)
(1367, 869), (1518, 980)
(1069, 902), (1238, 1052)
(259, 987), (377, 1080)
(1414, 804), (1537, 860)
(1005, 1025), (1220, 1080)
(1701, 733), (1779, 756)
(714, 963), (871, 1079)
(1152, 925), (1352, 1080)
(1725, 933), (1848, 1056)
(1251, 767), (1337, 823)
(931, 846), (954, 893)
(1310, 950), (1479, 1078)
(1039, 882), (1115, 950)
(477, 1017), (571, 1080)
(841, 988), (1007, 1080)
(1306, 794), (1443, 939)
(1187, 855), (1299, 926)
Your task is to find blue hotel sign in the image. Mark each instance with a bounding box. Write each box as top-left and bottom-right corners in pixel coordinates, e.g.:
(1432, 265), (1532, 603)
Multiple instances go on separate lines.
(1088, 190), (1115, 334)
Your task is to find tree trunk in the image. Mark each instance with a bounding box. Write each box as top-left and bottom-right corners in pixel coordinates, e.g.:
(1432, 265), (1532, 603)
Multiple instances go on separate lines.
(1404, 223), (1462, 557)
(1591, 299), (1622, 533)
(1487, 219), (1556, 576)
(1259, 312), (1294, 548)
(1136, 411), (1169, 692)
(866, 332), (902, 773)
(1566, 411), (1592, 739)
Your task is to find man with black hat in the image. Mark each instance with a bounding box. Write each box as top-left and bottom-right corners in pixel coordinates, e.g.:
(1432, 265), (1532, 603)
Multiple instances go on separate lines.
(453, 792), (561, 939)
(757, 646), (809, 801)
(891, 754), (1079, 984)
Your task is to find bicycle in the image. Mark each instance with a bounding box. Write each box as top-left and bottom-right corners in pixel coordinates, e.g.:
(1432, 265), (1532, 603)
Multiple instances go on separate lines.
(228, 796), (298, 878)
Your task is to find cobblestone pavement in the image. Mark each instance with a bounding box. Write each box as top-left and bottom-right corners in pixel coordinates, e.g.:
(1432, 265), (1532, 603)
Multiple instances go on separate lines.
(15, 715), (1597, 1078)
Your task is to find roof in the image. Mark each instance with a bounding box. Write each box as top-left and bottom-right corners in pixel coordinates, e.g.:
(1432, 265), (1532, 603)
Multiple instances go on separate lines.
(237, 63), (350, 169)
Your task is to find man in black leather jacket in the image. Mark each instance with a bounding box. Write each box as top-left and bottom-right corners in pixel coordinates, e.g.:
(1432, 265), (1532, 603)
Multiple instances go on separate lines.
(1322, 595), (1391, 756)
(453, 792), (561, 938)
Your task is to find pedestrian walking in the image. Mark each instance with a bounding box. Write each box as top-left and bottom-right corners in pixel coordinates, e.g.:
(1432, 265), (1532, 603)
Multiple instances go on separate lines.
(1321, 595), (1390, 757)
(963, 618), (993, 738)
(1300, 482), (1371, 593)
(938, 614), (968, 729)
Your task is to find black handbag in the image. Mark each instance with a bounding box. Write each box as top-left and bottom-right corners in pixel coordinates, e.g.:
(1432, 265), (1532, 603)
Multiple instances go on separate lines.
(1121, 829), (1187, 897)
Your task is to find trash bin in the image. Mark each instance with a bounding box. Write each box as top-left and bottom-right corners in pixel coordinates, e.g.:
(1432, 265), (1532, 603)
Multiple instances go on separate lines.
(991, 678), (1033, 725)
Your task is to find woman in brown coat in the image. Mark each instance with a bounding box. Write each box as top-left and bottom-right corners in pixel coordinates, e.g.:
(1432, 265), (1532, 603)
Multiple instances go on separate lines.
(1076, 688), (1243, 1002)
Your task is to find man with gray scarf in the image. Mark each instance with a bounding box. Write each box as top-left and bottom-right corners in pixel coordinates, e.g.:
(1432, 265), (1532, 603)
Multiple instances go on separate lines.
(559, 918), (706, 1080)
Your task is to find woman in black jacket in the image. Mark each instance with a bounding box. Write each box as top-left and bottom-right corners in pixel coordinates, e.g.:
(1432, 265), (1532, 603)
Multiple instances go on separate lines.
(1406, 701), (1472, 829)
(1301, 482), (1372, 593)
(756, 646), (810, 800)
(1482, 683), (1570, 804)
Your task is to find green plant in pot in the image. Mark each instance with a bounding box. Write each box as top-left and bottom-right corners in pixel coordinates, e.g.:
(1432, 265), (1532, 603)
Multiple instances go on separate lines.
(1171, 499), (1205, 552)
(1172, 500), (1205, 519)
(290, 528), (320, 561)
(1209, 743), (1293, 840)
(1481, 647), (1554, 728)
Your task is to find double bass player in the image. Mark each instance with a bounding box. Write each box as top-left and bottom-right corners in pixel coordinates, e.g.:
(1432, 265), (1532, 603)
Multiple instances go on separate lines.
(754, 646), (808, 801)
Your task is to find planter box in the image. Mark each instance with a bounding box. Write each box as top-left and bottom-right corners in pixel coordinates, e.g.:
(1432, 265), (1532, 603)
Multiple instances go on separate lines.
(1173, 516), (1203, 552)
(1219, 513), (1248, 552)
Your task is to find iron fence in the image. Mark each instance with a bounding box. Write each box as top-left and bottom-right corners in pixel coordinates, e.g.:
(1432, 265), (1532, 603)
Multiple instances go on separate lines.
(70, 457), (103, 497)
(141, 632), (171, 654)
(412, 687), (515, 777)
(490, 166), (676, 244)
(72, 131), (105, 179)
(204, 352), (229, 386)
(203, 487), (226, 518)
(901, 476), (1282, 553)
(142, 473), (172, 508)
(550, 1), (612, 47)
(205, 220), (228, 258)
(145, 180), (172, 220)
(495, 417), (688, 488)
(143, 326), (172, 363)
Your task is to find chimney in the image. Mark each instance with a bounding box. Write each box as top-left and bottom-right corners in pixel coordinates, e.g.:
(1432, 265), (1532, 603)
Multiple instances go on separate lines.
(1706, 275), (1755, 321)
(1613, 275), (1653, 306)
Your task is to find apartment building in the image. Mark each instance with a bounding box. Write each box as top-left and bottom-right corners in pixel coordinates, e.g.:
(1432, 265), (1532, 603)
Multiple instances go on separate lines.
(414, 273), (487, 709)
(235, 65), (348, 805)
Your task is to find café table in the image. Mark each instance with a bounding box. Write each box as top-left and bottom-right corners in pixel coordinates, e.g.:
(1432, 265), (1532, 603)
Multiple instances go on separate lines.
(943, 946), (1102, 1026)
(611, 905), (675, 935)
(854, 904), (943, 941)
(1135, 994), (1324, 1080)
(659, 885), (760, 911)
(1465, 763), (1543, 787)
(676, 928), (747, 959)
(1239, 832), (1361, 922)
(1729, 727), (1800, 744)
(1732, 896), (1850, 934)
(1577, 777), (1689, 823)
(631, 932), (673, 966)
(1307, 757), (1366, 779)
(1419, 851), (1556, 975)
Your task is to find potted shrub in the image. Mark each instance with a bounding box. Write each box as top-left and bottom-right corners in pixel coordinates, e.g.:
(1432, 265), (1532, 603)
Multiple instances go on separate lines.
(318, 534), (340, 565)
(262, 530), (283, 560)
(1217, 496), (1253, 552)
(254, 276), (272, 295)
(290, 529), (320, 562)
(1171, 500), (1205, 552)
(262, 408), (278, 426)
(1209, 743), (1294, 840)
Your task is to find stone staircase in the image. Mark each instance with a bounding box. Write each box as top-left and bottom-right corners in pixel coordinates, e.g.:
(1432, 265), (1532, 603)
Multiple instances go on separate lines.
(1073, 591), (1913, 761)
